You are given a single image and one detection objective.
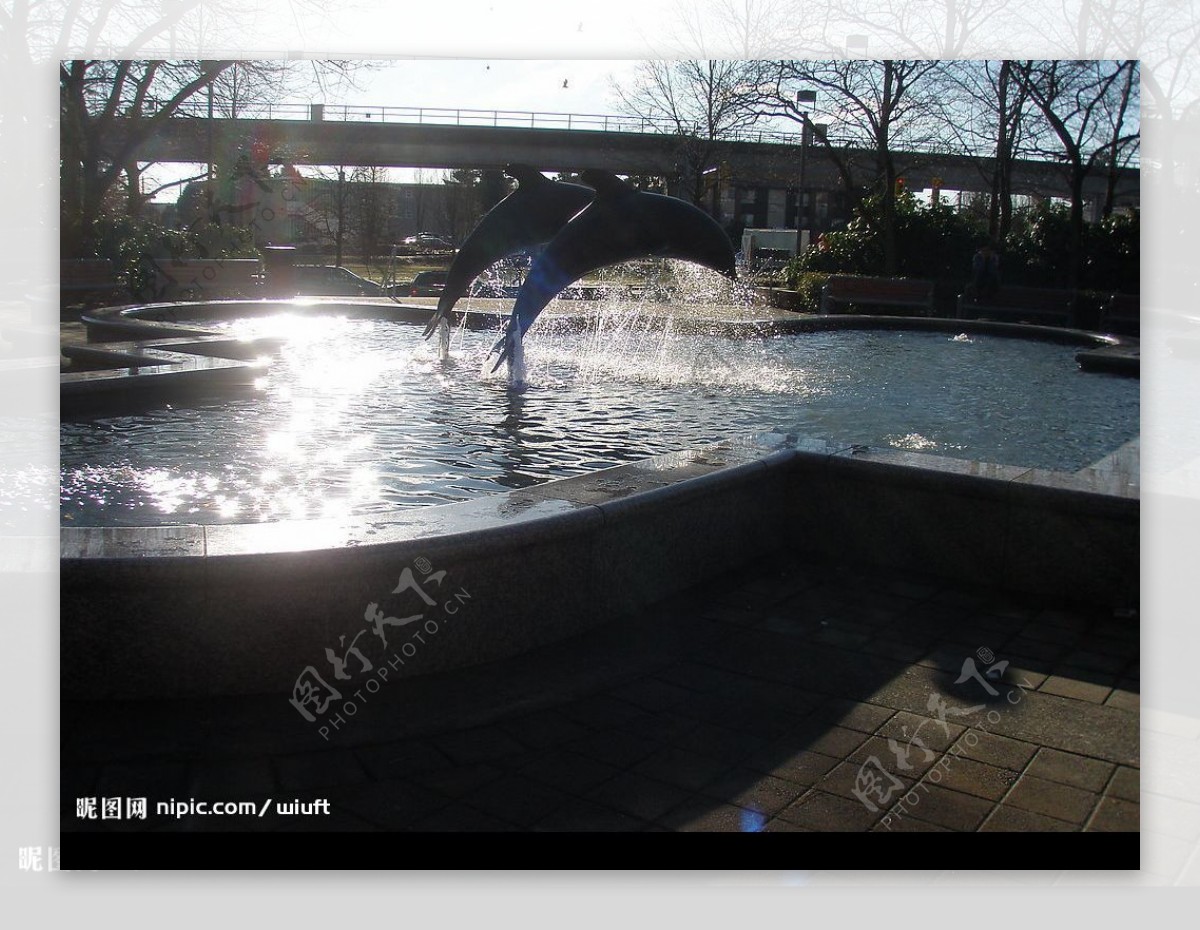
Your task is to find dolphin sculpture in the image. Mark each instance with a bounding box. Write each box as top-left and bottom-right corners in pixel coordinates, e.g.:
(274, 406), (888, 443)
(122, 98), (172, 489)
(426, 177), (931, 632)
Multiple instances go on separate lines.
(491, 170), (737, 373)
(422, 165), (596, 338)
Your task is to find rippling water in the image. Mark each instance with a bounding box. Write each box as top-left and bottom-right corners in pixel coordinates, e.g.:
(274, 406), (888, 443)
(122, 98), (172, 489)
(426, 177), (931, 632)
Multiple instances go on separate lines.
(60, 313), (1139, 526)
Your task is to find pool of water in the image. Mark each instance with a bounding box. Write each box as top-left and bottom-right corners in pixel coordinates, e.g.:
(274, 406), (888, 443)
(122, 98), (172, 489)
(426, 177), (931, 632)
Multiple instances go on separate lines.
(60, 313), (1139, 526)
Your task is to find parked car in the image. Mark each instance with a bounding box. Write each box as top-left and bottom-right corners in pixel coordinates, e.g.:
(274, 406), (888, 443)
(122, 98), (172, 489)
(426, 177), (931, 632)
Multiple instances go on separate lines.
(292, 265), (384, 296)
(402, 233), (455, 252)
(390, 270), (448, 298)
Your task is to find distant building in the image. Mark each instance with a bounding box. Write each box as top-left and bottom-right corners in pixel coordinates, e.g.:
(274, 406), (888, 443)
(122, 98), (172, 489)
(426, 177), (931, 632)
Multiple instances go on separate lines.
(173, 166), (485, 256)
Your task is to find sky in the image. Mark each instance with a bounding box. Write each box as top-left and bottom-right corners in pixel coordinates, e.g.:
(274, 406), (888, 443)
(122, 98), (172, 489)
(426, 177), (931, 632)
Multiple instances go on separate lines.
(345, 59), (644, 115)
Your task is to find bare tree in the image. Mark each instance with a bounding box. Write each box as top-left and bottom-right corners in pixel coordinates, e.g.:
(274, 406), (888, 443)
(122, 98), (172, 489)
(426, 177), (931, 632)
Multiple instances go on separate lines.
(748, 59), (947, 273)
(60, 59), (236, 254)
(612, 59), (765, 207)
(940, 60), (1033, 241)
(352, 166), (393, 273)
(59, 57), (369, 256)
(1011, 59), (1141, 286)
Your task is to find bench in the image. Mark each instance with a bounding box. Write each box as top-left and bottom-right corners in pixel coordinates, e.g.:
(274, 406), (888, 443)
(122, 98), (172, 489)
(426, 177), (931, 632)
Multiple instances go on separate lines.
(142, 257), (262, 300)
(957, 286), (1076, 327)
(820, 275), (935, 316)
(61, 259), (126, 308)
(1099, 292), (1139, 336)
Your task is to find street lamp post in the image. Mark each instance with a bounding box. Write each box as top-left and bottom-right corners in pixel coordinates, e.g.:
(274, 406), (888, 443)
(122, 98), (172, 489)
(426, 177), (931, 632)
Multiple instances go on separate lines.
(795, 89), (817, 258)
(200, 61), (220, 217)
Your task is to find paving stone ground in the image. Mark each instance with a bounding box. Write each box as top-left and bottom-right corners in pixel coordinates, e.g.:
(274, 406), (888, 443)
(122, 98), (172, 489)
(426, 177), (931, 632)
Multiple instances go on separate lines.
(62, 553), (1139, 833)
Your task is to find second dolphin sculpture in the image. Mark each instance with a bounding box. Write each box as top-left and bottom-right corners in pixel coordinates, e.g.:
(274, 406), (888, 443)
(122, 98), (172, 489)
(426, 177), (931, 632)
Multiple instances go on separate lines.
(421, 165), (595, 339)
(491, 170), (737, 378)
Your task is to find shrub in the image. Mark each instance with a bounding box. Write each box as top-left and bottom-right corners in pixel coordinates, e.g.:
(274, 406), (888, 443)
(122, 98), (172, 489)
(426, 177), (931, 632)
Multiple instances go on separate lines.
(90, 214), (258, 298)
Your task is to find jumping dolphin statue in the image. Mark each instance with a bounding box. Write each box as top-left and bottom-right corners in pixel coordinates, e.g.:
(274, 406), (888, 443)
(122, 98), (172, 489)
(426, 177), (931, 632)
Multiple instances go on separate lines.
(422, 165), (596, 339)
(491, 170), (737, 373)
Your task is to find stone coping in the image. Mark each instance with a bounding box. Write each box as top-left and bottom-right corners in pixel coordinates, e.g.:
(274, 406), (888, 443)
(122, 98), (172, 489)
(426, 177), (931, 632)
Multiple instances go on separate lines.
(66, 298), (1137, 413)
(60, 431), (1138, 562)
(80, 298), (1135, 348)
(60, 428), (1138, 701)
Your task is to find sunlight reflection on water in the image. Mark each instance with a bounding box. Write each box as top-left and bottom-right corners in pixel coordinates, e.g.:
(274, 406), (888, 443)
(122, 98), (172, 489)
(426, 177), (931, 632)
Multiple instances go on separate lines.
(60, 312), (1138, 526)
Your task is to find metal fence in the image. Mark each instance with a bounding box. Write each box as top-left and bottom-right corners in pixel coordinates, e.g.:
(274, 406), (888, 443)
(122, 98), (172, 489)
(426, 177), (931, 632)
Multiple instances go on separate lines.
(168, 101), (816, 146)
(162, 101), (1139, 169)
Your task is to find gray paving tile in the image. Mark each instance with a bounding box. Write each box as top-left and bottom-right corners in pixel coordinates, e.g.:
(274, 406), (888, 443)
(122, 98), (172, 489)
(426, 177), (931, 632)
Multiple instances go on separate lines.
(794, 723), (871, 759)
(862, 639), (928, 663)
(1005, 774), (1099, 825)
(876, 712), (965, 753)
(965, 691), (1138, 767)
(701, 769), (808, 816)
(872, 814), (953, 832)
(980, 804), (1076, 832)
(1036, 675), (1113, 704)
(275, 749), (367, 792)
(817, 760), (915, 803)
(1088, 635), (1139, 658)
(1062, 650), (1133, 675)
(433, 726), (528, 765)
(1014, 623), (1083, 647)
(1035, 608), (1095, 632)
(1086, 796), (1139, 832)
(558, 694), (650, 729)
(609, 678), (697, 713)
(1002, 637), (1071, 662)
(743, 746), (841, 786)
(668, 720), (767, 763)
(1107, 766), (1140, 802)
(777, 789), (880, 831)
(889, 783), (993, 831)
(566, 728), (661, 768)
(462, 774), (571, 827)
(660, 798), (769, 832)
(619, 711), (702, 745)
(1104, 687), (1139, 713)
(927, 756), (1020, 801)
(762, 817), (814, 832)
(356, 740), (450, 780)
(847, 735), (940, 777)
(808, 699), (895, 734)
(409, 763), (505, 799)
(500, 709), (593, 750)
(634, 746), (737, 792)
(512, 748), (621, 794)
(587, 771), (691, 822)
(1026, 748), (1116, 792)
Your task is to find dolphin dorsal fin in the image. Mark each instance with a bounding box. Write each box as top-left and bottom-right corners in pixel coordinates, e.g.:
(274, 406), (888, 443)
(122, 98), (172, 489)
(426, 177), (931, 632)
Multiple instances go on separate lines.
(579, 170), (634, 198)
(505, 164), (549, 187)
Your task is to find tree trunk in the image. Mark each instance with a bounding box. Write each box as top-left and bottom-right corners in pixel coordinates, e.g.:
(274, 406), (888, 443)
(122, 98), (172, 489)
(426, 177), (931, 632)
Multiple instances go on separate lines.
(880, 62), (898, 275)
(1068, 169), (1086, 289)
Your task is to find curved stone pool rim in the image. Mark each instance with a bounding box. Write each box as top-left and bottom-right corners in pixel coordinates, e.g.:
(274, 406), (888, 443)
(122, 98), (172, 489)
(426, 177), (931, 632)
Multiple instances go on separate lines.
(62, 302), (1139, 701)
(79, 296), (1136, 347)
(61, 431), (1138, 701)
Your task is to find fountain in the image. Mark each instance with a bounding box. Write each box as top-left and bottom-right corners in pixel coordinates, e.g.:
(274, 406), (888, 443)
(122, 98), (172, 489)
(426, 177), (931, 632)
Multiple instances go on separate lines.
(59, 169), (1140, 701)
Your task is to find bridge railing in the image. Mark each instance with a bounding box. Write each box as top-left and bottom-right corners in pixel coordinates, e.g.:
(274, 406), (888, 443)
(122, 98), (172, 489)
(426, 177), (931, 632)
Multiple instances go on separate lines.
(168, 101), (822, 146)
(160, 102), (1139, 168)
